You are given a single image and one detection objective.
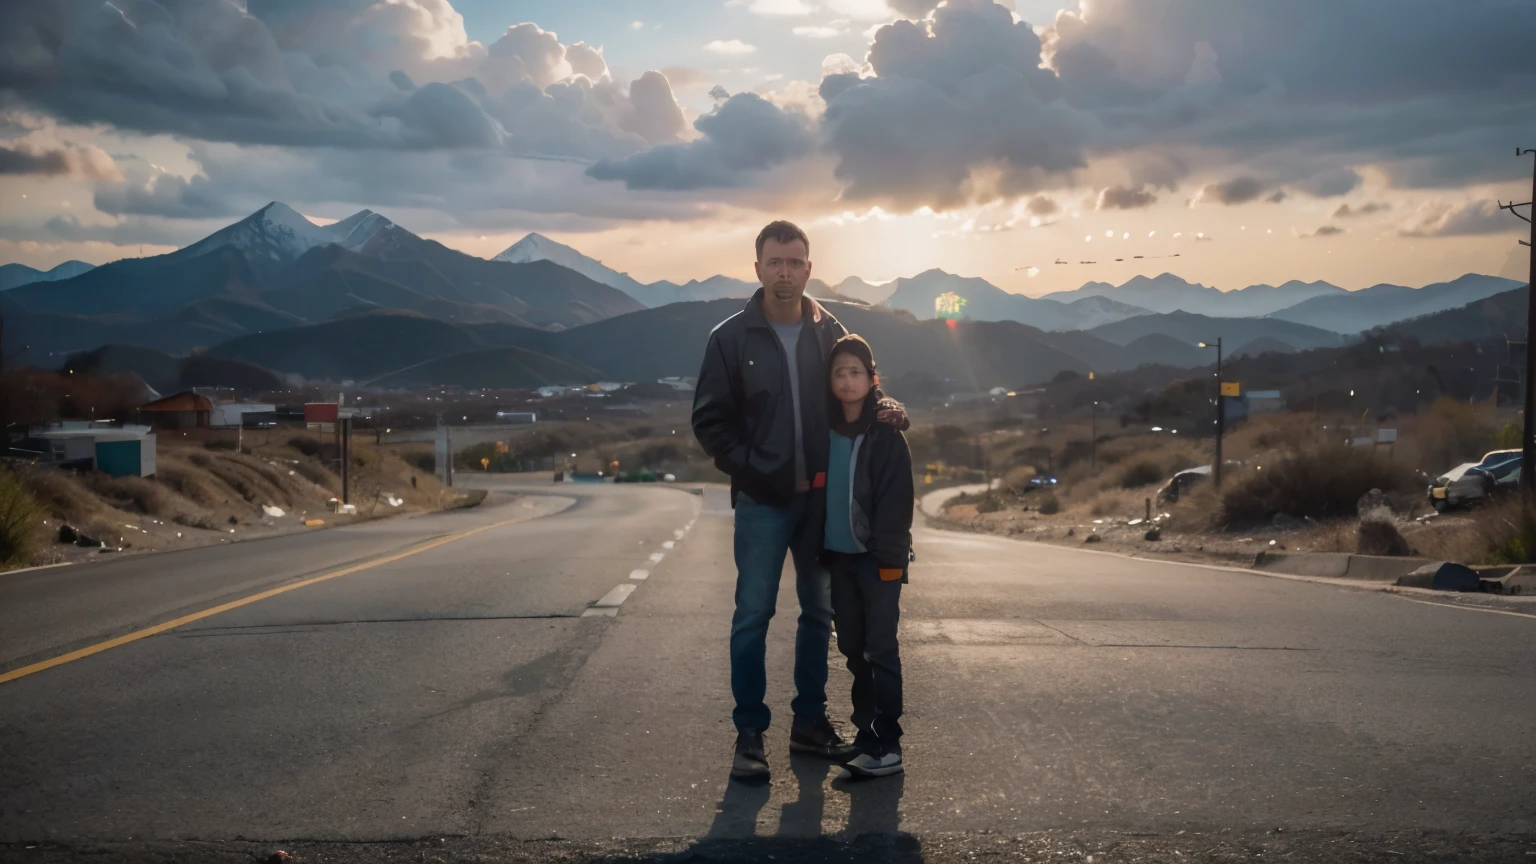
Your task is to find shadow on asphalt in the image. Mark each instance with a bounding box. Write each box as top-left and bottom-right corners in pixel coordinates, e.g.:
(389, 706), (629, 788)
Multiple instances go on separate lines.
(590, 752), (923, 863)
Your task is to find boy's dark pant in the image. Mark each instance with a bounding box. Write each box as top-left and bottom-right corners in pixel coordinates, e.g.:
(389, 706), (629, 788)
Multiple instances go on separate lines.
(825, 550), (903, 747)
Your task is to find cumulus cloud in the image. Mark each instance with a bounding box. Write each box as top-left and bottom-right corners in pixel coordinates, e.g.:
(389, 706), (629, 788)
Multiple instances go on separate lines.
(587, 93), (814, 189)
(741, 0), (818, 14)
(1191, 177), (1272, 206)
(1333, 201), (1390, 219)
(794, 25), (846, 39)
(1025, 195), (1059, 216)
(0, 0), (688, 165)
(1095, 185), (1157, 210)
(815, 0), (1091, 208)
(704, 40), (758, 55)
(1398, 200), (1515, 238)
(0, 140), (121, 180)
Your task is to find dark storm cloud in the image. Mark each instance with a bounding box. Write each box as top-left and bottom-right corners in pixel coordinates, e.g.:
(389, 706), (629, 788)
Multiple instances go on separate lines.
(1095, 185), (1157, 210)
(0, 140), (120, 179)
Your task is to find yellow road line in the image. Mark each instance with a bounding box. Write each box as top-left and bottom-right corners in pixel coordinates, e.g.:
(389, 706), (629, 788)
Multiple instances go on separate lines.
(0, 516), (525, 687)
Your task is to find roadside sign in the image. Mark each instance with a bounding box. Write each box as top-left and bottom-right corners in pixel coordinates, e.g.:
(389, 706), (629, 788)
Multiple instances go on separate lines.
(481, 457), (491, 470)
(1220, 382), (1241, 397)
(306, 422), (335, 433)
(1378, 428), (1398, 444)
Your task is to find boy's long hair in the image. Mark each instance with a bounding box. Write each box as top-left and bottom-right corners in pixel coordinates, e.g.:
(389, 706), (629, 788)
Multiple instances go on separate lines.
(827, 333), (886, 435)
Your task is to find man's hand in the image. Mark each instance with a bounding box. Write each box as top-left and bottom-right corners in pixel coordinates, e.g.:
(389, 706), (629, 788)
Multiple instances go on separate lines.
(875, 398), (908, 430)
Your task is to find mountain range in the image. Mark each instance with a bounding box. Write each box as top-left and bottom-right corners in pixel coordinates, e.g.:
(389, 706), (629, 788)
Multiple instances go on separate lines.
(0, 260), (94, 291)
(2, 203), (642, 362)
(5, 201), (1528, 397)
(500, 235), (1521, 335)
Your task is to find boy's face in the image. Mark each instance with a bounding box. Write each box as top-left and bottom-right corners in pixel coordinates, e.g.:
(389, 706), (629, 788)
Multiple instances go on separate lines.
(830, 353), (875, 405)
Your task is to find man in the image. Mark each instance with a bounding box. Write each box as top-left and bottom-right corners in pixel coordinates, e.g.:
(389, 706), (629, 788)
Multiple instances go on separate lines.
(692, 220), (907, 782)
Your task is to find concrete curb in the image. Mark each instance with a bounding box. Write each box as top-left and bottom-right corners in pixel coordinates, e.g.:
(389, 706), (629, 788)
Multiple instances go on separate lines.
(1252, 551), (1433, 582)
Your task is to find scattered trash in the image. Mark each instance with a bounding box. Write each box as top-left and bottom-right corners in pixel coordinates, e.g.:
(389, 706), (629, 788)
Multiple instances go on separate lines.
(385, 495), (403, 507)
(1093, 519), (1104, 525)
(99, 546), (119, 554)
(1128, 518), (1144, 527)
(57, 524), (78, 544)
(268, 851), (292, 864)
(227, 515), (239, 526)
(74, 533), (103, 548)
(663, 473), (677, 482)
(262, 505), (286, 518)
(304, 518), (326, 527)
(1144, 526), (1162, 541)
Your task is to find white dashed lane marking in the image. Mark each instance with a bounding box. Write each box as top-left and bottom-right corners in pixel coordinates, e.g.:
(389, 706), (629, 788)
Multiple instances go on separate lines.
(629, 569), (650, 581)
(591, 510), (700, 615)
(649, 552), (666, 564)
(662, 540), (675, 550)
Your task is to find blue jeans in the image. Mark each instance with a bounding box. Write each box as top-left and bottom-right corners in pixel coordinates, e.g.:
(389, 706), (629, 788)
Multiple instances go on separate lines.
(730, 491), (833, 732)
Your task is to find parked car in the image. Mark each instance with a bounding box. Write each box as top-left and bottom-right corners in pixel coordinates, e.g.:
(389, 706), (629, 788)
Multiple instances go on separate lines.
(1429, 450), (1520, 512)
(1155, 461), (1242, 506)
(1427, 462), (1479, 512)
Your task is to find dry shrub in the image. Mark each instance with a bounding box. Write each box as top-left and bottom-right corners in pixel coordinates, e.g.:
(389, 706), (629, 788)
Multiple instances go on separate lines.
(288, 436), (323, 457)
(1037, 492), (1061, 515)
(0, 467), (43, 567)
(205, 458), (287, 507)
(1120, 460), (1163, 489)
(1090, 488), (1147, 519)
(1221, 444), (1417, 524)
(23, 467), (100, 521)
(1416, 397), (1496, 473)
(85, 474), (173, 517)
(1476, 497), (1536, 565)
(1357, 516), (1413, 557)
(294, 460), (337, 490)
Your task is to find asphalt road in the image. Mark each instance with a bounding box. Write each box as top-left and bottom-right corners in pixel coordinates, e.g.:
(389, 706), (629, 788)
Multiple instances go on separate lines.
(1, 478), (1533, 863)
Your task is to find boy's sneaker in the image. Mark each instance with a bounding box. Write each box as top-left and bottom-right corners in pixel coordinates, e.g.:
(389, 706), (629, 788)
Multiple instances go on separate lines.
(844, 744), (903, 778)
(789, 716), (860, 761)
(731, 729), (769, 782)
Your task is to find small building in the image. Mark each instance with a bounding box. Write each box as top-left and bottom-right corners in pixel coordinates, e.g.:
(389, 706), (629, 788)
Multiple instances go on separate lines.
(211, 402), (278, 428)
(30, 424), (156, 478)
(657, 376), (697, 392)
(497, 411), (537, 424)
(138, 392), (213, 429)
(1245, 390), (1286, 414)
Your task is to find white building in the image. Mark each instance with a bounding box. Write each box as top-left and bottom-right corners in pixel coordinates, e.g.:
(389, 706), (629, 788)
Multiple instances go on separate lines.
(210, 403), (278, 428)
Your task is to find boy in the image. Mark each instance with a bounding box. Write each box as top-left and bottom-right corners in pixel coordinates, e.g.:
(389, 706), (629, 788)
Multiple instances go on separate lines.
(820, 334), (914, 778)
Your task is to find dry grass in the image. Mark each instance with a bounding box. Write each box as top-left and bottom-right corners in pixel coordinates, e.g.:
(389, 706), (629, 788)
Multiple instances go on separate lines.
(0, 467), (44, 568)
(1220, 444), (1418, 525)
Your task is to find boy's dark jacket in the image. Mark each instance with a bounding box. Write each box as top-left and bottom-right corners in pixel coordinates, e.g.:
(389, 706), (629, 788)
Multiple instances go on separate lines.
(811, 389), (915, 581)
(692, 289), (908, 508)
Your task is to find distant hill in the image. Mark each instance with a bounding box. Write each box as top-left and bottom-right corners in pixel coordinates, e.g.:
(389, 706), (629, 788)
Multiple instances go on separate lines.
(0, 260), (93, 291)
(1089, 310), (1344, 352)
(883, 269), (1149, 331)
(206, 298), (1098, 390)
(371, 346), (600, 390)
(1268, 274), (1521, 334)
(61, 344), (285, 395)
(1383, 286), (1526, 344)
(1232, 336), (1299, 359)
(1044, 273), (1347, 318)
(1119, 333), (1208, 369)
(834, 276), (897, 305)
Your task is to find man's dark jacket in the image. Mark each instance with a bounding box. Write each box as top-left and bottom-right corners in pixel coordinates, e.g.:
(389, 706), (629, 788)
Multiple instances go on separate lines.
(692, 289), (847, 508)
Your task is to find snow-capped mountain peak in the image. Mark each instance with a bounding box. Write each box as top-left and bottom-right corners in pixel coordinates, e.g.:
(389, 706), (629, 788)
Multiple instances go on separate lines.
(323, 209), (394, 252)
(494, 233), (647, 296)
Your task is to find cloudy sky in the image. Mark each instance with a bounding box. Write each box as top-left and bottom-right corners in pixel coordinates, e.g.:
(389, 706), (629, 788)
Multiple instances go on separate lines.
(2, 0), (1533, 296)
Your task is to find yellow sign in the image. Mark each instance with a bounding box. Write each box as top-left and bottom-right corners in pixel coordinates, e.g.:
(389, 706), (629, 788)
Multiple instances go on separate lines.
(495, 441), (509, 454)
(1220, 382), (1241, 397)
(481, 457), (491, 470)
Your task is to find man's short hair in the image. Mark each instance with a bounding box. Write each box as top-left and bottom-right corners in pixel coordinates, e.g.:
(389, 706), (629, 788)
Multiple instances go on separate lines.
(755, 220), (809, 260)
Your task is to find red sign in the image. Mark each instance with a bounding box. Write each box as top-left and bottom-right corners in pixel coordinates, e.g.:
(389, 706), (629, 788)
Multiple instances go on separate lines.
(304, 403), (339, 423)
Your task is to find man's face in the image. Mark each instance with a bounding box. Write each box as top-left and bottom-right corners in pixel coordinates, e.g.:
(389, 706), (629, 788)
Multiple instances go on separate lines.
(755, 236), (812, 306)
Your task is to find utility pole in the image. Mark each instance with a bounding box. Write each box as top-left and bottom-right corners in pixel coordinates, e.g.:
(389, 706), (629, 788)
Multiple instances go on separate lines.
(341, 415), (351, 504)
(1199, 338), (1224, 488)
(1090, 400), (1098, 470)
(1499, 147), (1535, 499)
